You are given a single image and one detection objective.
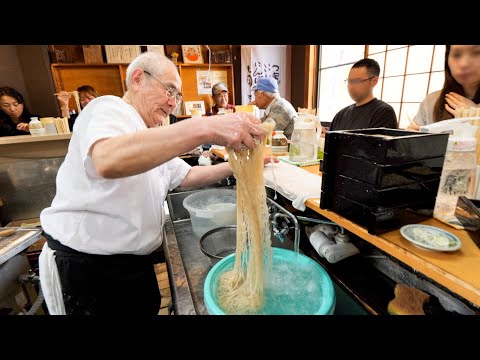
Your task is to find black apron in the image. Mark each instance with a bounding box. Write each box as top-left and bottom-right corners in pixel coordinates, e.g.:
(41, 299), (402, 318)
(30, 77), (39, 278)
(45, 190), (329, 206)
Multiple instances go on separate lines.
(43, 232), (161, 315)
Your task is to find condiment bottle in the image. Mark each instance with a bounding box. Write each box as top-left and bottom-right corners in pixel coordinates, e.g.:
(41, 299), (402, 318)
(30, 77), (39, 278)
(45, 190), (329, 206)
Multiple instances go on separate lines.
(29, 117), (46, 136)
(271, 130), (288, 155)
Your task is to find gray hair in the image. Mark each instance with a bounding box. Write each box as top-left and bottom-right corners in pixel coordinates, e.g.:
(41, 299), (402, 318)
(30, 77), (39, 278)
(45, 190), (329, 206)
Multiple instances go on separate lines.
(125, 51), (176, 90)
(258, 90), (279, 99)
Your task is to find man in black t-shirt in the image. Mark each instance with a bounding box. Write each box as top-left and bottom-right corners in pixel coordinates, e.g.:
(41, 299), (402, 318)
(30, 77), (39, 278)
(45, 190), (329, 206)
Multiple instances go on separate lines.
(329, 58), (398, 131)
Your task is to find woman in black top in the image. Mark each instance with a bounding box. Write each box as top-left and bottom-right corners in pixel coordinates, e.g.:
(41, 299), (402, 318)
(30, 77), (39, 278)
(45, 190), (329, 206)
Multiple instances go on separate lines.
(0, 87), (40, 137)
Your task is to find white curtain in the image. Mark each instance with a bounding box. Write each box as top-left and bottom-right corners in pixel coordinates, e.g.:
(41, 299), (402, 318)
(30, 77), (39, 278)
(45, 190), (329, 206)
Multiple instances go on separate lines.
(241, 45), (288, 106)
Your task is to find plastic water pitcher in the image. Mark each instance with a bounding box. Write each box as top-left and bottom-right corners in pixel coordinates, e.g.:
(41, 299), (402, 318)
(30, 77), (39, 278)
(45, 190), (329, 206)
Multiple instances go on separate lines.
(433, 123), (478, 227)
(289, 114), (319, 162)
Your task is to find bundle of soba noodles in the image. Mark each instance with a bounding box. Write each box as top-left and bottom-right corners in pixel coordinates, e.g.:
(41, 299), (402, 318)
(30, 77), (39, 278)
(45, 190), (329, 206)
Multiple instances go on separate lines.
(216, 121), (275, 314)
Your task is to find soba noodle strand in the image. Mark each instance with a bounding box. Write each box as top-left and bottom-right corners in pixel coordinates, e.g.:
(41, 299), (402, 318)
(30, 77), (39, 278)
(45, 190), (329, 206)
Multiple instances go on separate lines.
(216, 123), (275, 314)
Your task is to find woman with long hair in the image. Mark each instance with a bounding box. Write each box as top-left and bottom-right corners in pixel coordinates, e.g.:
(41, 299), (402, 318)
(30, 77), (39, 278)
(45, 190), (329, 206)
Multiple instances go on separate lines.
(56, 85), (100, 131)
(0, 87), (40, 136)
(410, 45), (480, 128)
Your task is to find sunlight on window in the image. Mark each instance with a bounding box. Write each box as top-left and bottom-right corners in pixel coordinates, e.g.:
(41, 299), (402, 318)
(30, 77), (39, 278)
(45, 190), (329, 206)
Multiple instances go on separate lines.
(318, 45), (445, 129)
(368, 52), (386, 78)
(384, 47), (408, 77)
(428, 71), (445, 93)
(387, 45), (408, 50)
(432, 45), (446, 71)
(318, 65), (353, 122)
(320, 45), (365, 68)
(403, 73), (430, 102)
(382, 77), (404, 103)
(406, 46), (434, 74)
(368, 45), (386, 55)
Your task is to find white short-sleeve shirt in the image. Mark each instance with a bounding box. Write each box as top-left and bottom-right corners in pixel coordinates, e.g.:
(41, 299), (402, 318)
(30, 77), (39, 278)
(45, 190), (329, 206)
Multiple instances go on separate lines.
(40, 96), (191, 255)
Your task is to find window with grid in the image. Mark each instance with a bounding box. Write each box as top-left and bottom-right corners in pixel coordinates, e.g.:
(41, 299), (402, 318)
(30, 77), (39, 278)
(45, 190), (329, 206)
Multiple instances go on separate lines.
(317, 45), (445, 129)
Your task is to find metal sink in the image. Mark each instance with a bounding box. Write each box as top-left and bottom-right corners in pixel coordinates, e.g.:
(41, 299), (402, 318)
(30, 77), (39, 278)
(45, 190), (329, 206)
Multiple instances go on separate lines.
(163, 186), (297, 315)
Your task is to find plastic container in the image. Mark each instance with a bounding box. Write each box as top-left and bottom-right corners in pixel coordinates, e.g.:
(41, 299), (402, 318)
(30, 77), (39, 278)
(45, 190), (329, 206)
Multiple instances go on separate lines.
(29, 117), (46, 136)
(204, 247), (336, 315)
(40, 117), (58, 135)
(183, 189), (237, 237)
(289, 114), (317, 162)
(434, 134), (477, 225)
(317, 137), (325, 160)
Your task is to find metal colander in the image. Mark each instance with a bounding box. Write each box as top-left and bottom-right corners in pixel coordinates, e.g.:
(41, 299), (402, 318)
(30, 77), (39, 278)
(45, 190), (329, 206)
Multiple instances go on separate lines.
(199, 226), (236, 265)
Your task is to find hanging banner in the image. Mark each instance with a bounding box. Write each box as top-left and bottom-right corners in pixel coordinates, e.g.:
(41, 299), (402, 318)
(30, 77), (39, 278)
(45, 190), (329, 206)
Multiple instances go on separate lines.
(241, 45), (287, 106)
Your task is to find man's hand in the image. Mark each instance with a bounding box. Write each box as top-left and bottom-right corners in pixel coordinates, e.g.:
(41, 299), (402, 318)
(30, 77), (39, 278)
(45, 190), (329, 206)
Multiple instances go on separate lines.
(208, 112), (264, 152)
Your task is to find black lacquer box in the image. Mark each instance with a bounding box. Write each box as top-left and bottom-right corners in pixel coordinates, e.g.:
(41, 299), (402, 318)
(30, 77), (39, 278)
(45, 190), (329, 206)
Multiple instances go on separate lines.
(320, 128), (449, 234)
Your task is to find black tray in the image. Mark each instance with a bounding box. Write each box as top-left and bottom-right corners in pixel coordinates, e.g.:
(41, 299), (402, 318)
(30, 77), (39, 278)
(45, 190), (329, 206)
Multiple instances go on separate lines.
(322, 154), (445, 189)
(325, 193), (435, 235)
(330, 175), (440, 208)
(324, 128), (449, 165)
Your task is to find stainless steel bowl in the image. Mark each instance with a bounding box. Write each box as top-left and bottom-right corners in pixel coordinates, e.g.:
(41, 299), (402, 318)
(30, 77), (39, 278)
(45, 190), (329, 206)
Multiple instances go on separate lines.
(199, 226), (236, 265)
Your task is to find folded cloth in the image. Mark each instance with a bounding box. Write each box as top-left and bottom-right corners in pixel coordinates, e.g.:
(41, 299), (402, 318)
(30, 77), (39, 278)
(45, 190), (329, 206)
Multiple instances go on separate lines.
(277, 155), (320, 167)
(263, 161), (322, 211)
(39, 242), (66, 315)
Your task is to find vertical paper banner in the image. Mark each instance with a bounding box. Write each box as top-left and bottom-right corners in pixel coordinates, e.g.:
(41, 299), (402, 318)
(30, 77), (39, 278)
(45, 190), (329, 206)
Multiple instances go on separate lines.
(241, 45), (287, 106)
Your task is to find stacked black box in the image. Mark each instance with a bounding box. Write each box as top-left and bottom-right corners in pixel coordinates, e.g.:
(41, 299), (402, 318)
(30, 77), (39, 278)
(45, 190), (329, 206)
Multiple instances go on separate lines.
(320, 128), (449, 234)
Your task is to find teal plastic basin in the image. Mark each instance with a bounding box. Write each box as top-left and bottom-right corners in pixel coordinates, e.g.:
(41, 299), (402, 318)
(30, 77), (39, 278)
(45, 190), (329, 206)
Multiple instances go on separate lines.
(204, 247), (335, 315)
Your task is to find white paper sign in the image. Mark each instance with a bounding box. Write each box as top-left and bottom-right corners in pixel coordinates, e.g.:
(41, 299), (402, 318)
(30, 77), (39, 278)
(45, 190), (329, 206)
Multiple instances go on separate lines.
(196, 70), (229, 94)
(241, 45), (287, 105)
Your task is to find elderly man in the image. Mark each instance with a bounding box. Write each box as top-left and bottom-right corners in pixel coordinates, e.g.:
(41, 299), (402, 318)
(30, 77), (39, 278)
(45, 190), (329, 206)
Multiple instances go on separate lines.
(39, 51), (265, 315)
(211, 82), (235, 115)
(250, 77), (297, 139)
(329, 58), (397, 131)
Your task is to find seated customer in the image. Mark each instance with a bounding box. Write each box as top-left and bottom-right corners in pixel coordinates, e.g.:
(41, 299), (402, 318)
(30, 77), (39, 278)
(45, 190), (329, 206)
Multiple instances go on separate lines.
(409, 45), (480, 130)
(210, 83), (235, 115)
(0, 86), (40, 137)
(329, 58), (397, 131)
(250, 77), (297, 139)
(56, 85), (100, 131)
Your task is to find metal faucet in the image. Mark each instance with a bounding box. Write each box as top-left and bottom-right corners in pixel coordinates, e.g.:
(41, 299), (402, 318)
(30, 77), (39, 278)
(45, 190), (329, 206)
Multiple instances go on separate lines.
(267, 198), (300, 253)
(272, 213), (290, 242)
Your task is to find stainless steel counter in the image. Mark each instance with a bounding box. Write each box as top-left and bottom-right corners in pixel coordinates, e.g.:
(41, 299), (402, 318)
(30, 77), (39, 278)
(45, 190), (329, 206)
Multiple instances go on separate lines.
(164, 218), (210, 315)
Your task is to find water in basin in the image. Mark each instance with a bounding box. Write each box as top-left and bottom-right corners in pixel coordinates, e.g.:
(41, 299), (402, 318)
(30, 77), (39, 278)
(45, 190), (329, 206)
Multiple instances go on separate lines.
(204, 247), (335, 315)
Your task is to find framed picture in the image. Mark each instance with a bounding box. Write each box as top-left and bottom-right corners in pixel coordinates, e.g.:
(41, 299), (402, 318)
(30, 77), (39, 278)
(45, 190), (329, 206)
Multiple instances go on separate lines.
(105, 45), (141, 63)
(146, 45), (165, 56)
(184, 100), (206, 115)
(181, 45), (203, 64)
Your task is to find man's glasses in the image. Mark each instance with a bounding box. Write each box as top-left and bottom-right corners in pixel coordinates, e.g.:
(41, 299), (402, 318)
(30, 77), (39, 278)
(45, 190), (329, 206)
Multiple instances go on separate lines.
(144, 70), (182, 103)
(344, 76), (375, 85)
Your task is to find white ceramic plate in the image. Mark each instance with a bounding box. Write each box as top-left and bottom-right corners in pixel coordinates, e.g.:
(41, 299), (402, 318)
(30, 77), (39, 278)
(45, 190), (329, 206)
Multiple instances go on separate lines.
(400, 224), (462, 252)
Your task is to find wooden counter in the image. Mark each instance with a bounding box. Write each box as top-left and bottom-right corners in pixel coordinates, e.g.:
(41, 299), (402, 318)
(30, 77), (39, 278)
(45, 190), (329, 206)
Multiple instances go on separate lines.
(0, 134), (71, 163)
(211, 148), (480, 309)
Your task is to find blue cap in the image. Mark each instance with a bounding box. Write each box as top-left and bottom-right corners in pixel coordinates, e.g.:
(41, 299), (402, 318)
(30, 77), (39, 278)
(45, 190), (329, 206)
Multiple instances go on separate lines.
(251, 77), (278, 93)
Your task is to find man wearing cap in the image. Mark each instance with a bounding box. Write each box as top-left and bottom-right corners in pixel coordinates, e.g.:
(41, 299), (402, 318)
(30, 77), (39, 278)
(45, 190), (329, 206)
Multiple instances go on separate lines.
(250, 77), (297, 139)
(211, 83), (235, 115)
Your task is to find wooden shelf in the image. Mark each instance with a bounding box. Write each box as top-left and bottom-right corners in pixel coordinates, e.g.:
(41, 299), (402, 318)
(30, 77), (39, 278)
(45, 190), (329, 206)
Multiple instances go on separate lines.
(177, 63), (234, 115)
(176, 63), (233, 67)
(50, 63), (128, 112)
(49, 57), (235, 117)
